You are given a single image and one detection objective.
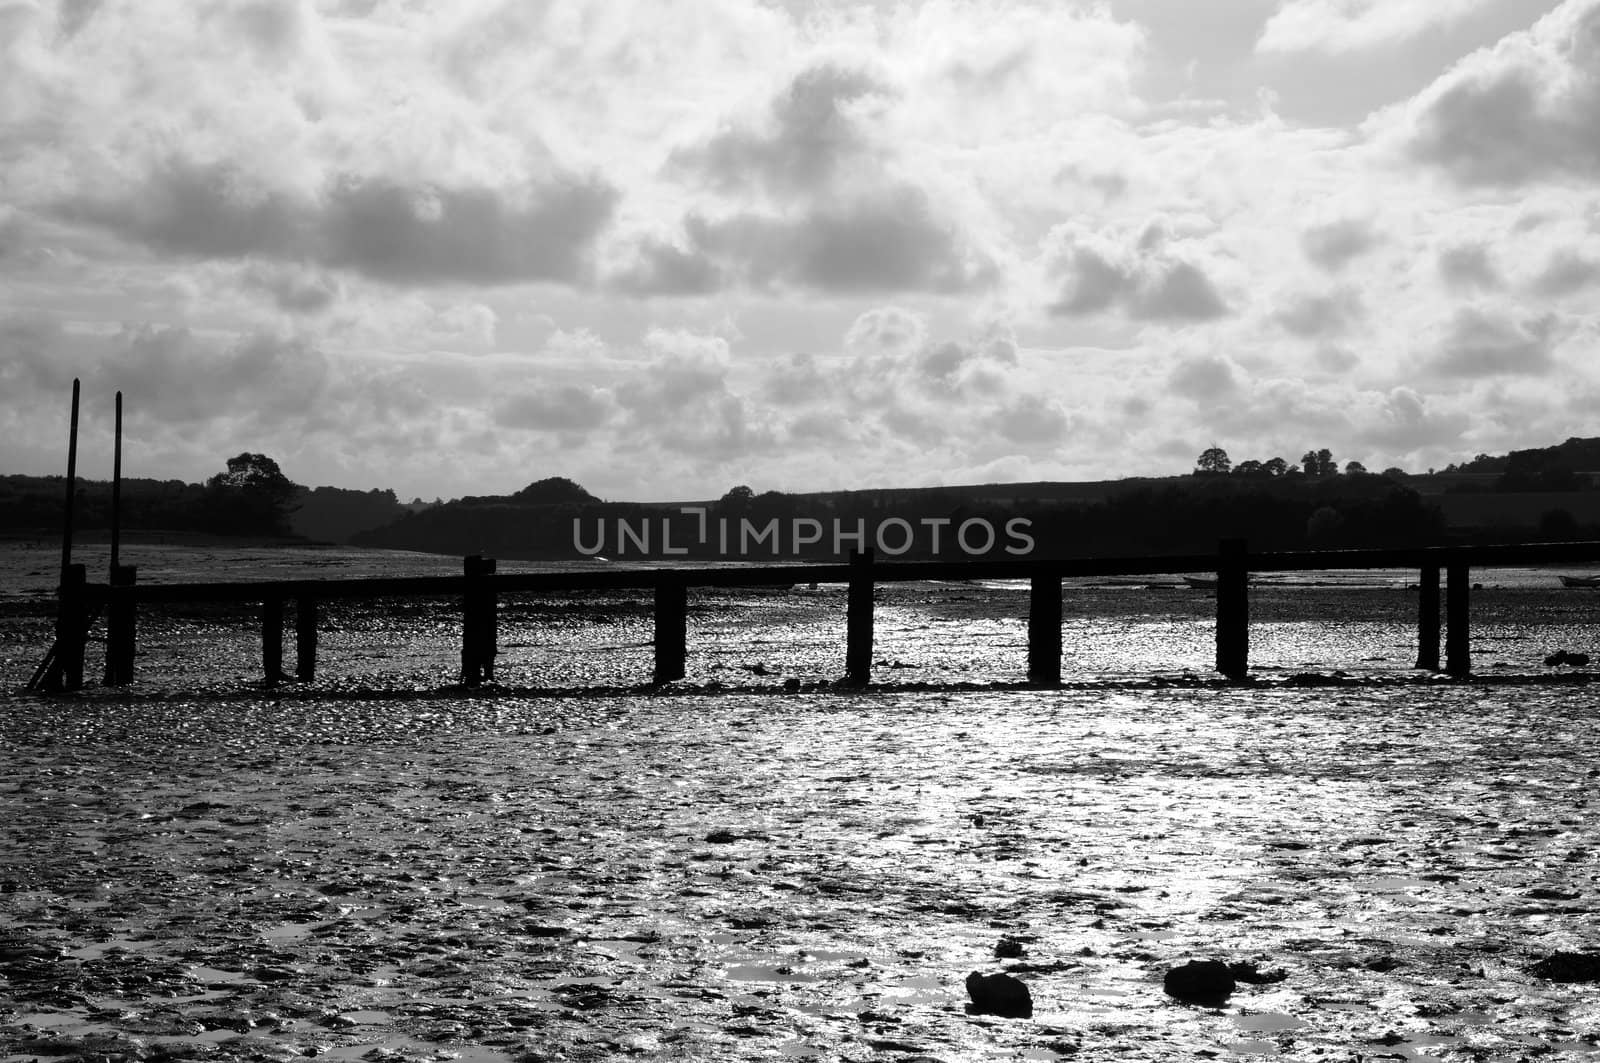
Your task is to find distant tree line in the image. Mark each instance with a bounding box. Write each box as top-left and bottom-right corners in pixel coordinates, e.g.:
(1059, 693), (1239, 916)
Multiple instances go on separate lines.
(1, 453), (414, 542)
(1194, 447), (1387, 480)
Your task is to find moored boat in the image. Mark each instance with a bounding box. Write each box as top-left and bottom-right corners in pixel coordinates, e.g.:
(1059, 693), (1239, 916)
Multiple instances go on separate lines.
(1559, 574), (1600, 588)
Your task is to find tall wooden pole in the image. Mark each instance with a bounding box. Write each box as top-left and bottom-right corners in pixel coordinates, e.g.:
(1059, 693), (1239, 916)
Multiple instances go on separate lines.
(110, 390), (123, 572)
(60, 378), (80, 582)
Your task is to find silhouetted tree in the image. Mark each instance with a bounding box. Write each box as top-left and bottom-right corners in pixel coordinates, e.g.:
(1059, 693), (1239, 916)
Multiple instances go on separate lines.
(203, 453), (300, 536)
(1234, 459), (1265, 477)
(1381, 467), (1406, 479)
(1195, 446), (1231, 475)
(1263, 457), (1289, 477)
(1345, 460), (1368, 476)
(1301, 448), (1337, 477)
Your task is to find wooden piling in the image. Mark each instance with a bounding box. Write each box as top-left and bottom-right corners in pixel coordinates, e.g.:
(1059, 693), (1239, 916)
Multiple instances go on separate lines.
(461, 555), (497, 686)
(296, 597), (318, 681)
(846, 548), (874, 683)
(103, 564), (137, 686)
(1215, 538), (1249, 680)
(1028, 573), (1062, 686)
(1415, 561), (1441, 670)
(263, 597), (284, 685)
(654, 581), (688, 682)
(1445, 557), (1470, 677)
(55, 563), (88, 691)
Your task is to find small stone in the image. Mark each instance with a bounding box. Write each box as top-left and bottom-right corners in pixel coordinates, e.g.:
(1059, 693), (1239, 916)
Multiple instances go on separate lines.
(965, 971), (1033, 1018)
(994, 937), (1026, 959)
(1163, 960), (1235, 1005)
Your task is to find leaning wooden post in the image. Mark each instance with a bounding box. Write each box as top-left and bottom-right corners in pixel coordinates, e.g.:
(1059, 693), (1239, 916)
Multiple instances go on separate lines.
(1215, 538), (1249, 680)
(103, 564), (137, 686)
(1445, 554), (1470, 677)
(654, 579), (688, 682)
(845, 548), (874, 683)
(295, 596), (318, 681)
(1028, 571), (1062, 686)
(461, 555), (497, 686)
(1415, 559), (1441, 671)
(56, 563), (88, 691)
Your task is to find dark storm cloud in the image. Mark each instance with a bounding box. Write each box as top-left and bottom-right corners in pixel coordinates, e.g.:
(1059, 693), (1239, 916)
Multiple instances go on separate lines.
(1408, 2), (1600, 186)
(59, 159), (618, 286)
(676, 64), (888, 198)
(1301, 219), (1379, 271)
(1430, 307), (1558, 377)
(683, 187), (997, 295)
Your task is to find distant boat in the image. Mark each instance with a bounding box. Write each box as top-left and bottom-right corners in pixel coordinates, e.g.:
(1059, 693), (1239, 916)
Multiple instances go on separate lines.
(1183, 575), (1218, 589)
(1559, 575), (1600, 588)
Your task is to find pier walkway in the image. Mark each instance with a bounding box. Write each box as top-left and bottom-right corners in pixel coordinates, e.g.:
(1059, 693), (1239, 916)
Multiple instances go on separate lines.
(25, 539), (1600, 693)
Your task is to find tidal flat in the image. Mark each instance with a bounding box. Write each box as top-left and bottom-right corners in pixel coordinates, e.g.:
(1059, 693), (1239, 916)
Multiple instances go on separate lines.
(2, 545), (1600, 1061)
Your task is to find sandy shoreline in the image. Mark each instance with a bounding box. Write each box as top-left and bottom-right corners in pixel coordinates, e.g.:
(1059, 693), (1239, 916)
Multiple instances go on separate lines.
(4, 687), (1600, 1062)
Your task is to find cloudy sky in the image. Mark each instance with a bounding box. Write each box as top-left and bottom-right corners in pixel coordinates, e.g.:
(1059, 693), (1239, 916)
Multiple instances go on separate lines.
(3, 0), (1597, 501)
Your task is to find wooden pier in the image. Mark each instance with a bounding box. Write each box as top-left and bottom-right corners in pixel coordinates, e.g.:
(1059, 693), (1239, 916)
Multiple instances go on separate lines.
(27, 539), (1600, 693)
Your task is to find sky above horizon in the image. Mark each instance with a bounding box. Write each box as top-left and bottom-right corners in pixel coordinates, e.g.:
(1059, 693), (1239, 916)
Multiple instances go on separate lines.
(3, 0), (1597, 501)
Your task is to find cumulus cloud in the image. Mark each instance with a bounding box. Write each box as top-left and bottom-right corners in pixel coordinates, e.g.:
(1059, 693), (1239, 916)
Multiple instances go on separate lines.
(239, 262), (342, 314)
(986, 392), (1069, 444)
(1360, 385), (1475, 451)
(493, 385), (617, 433)
(1047, 224), (1228, 322)
(1532, 248), (1600, 295)
(1301, 218), (1379, 271)
(1276, 288), (1365, 337)
(1429, 307), (1559, 377)
(59, 159), (619, 286)
(1257, 0), (1500, 54)
(1168, 353), (1240, 400)
(674, 64), (889, 199)
(682, 186), (997, 295)
(1403, 0), (1600, 185)
(1437, 244), (1502, 290)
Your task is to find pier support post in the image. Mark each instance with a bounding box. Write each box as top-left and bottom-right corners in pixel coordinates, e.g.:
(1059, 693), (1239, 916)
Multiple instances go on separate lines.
(846, 548), (874, 684)
(103, 565), (137, 686)
(1415, 560), (1441, 671)
(1028, 573), (1062, 686)
(654, 580), (688, 682)
(461, 555), (497, 686)
(296, 597), (318, 682)
(1445, 556), (1470, 677)
(1215, 539), (1249, 681)
(55, 563), (88, 692)
(263, 597), (284, 685)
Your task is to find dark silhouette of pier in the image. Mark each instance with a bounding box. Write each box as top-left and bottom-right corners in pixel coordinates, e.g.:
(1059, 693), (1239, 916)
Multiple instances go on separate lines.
(26, 539), (1600, 693)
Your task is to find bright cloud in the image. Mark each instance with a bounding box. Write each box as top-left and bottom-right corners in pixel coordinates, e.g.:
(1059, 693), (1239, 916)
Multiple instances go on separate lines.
(1257, 0), (1501, 54)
